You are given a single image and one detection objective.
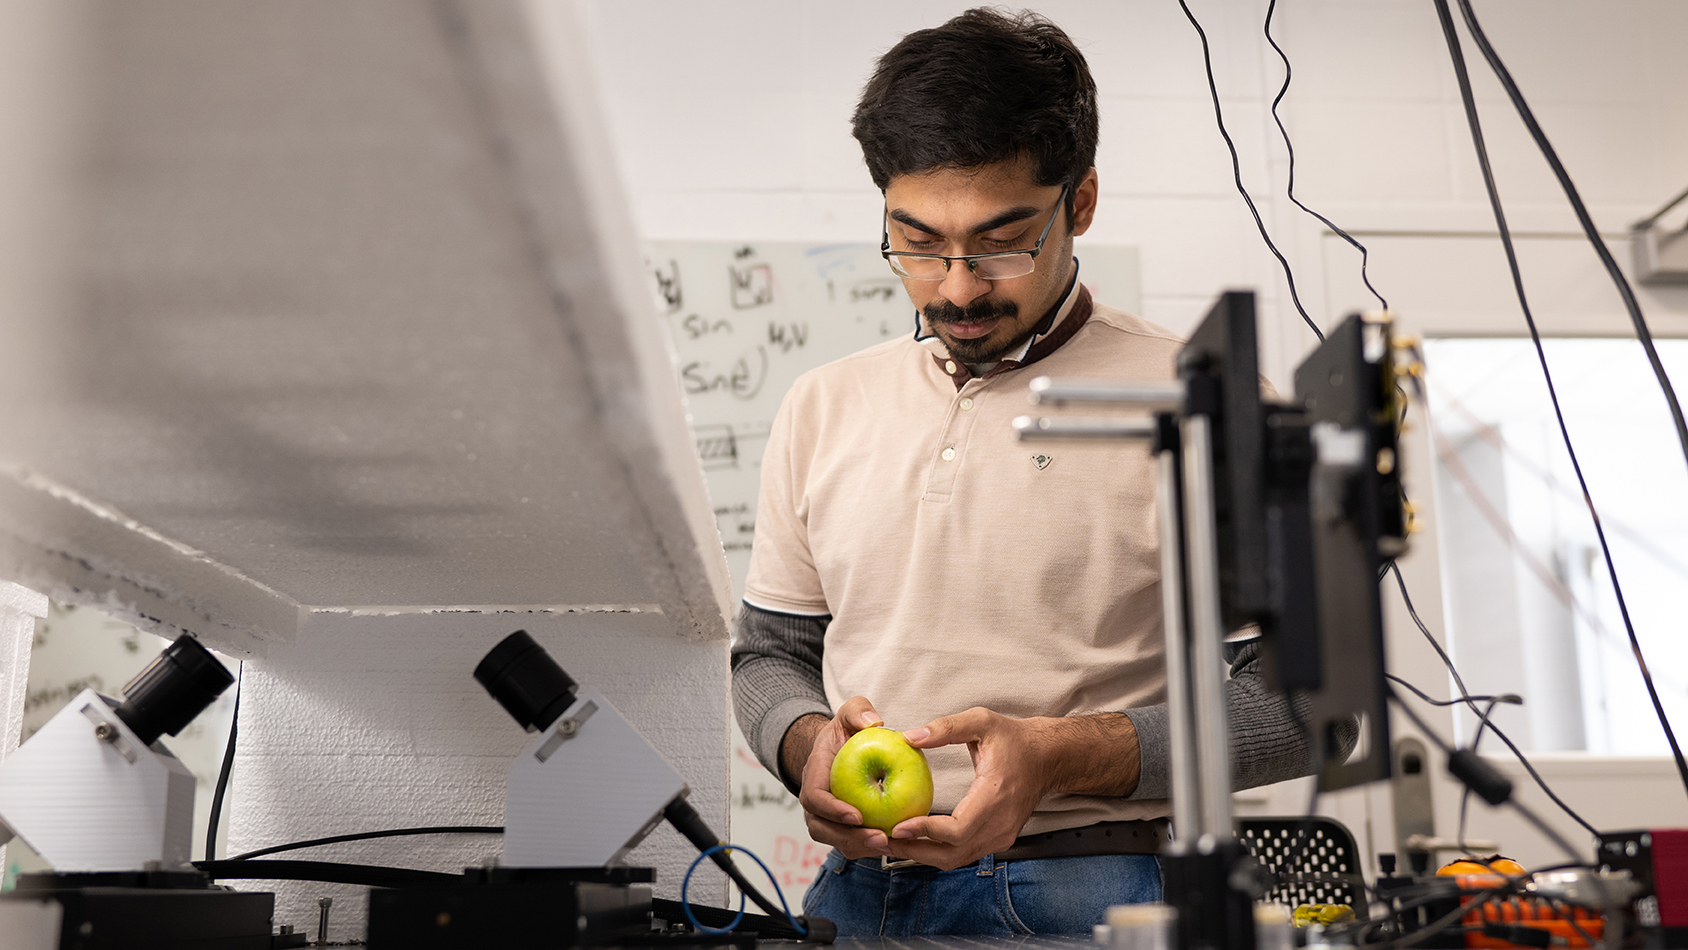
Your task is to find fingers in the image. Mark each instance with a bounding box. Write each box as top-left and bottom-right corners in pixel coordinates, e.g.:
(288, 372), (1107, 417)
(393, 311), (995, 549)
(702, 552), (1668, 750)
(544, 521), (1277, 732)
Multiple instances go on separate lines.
(836, 695), (884, 733)
(798, 779), (861, 828)
(804, 812), (892, 859)
(880, 762), (1024, 869)
(878, 837), (975, 871)
(797, 695), (887, 829)
(903, 705), (996, 749)
(889, 812), (961, 843)
(880, 809), (1017, 871)
(878, 813), (998, 870)
(890, 797), (990, 846)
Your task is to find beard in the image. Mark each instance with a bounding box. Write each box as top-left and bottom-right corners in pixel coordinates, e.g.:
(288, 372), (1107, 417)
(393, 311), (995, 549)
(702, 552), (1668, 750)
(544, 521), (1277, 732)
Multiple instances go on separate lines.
(923, 297), (1029, 363)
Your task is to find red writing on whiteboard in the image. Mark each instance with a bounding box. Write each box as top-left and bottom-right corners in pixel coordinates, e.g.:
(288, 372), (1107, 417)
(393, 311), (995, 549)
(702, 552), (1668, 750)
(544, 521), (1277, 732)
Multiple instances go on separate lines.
(767, 835), (830, 890)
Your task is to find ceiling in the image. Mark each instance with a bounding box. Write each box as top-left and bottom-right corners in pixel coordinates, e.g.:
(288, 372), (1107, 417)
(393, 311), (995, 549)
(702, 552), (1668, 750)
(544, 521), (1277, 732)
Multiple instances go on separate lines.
(0, 0), (731, 653)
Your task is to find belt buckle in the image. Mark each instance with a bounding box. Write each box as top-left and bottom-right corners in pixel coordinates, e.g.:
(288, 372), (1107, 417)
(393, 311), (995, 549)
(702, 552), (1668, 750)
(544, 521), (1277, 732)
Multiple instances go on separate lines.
(880, 855), (922, 871)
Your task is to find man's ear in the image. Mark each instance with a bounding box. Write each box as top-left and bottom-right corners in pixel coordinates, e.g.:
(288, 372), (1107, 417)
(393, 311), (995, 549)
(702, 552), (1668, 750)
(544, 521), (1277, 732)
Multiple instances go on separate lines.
(1070, 167), (1099, 237)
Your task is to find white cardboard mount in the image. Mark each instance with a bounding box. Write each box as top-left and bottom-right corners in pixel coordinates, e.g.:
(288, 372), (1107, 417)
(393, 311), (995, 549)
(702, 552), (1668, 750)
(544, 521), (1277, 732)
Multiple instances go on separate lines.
(503, 687), (687, 868)
(0, 688), (194, 871)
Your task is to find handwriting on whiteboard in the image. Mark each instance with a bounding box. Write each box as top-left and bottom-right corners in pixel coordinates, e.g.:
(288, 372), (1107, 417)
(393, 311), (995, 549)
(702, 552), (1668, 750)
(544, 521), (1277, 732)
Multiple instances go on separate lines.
(648, 242), (910, 600)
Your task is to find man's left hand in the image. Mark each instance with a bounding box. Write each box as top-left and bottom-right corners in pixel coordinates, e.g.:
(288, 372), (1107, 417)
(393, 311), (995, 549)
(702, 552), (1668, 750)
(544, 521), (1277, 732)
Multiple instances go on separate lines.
(879, 708), (1140, 871)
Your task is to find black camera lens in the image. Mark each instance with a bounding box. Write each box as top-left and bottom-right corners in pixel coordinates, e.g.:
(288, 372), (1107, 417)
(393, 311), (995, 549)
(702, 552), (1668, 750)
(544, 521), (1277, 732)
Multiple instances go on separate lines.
(474, 630), (579, 733)
(114, 635), (235, 746)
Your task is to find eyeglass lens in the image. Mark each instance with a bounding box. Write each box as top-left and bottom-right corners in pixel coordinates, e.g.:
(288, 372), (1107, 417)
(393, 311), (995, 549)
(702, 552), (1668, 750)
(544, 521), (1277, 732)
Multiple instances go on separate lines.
(888, 253), (1036, 281)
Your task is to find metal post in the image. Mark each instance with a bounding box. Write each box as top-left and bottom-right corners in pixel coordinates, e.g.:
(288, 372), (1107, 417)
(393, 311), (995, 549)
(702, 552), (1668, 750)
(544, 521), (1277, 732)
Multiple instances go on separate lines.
(1179, 414), (1234, 840)
(1020, 376), (1253, 950)
(1155, 442), (1201, 842)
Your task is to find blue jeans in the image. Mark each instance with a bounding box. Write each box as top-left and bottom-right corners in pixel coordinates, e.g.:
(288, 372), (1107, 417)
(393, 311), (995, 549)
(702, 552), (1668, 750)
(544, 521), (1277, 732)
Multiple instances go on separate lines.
(802, 850), (1163, 936)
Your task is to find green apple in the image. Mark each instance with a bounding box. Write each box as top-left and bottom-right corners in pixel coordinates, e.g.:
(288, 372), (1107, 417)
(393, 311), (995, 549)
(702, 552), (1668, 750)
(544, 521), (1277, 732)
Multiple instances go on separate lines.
(828, 726), (934, 833)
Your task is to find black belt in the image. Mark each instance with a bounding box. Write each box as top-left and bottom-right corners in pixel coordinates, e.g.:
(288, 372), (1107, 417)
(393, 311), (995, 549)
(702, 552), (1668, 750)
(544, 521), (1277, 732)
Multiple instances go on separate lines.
(876, 818), (1170, 871)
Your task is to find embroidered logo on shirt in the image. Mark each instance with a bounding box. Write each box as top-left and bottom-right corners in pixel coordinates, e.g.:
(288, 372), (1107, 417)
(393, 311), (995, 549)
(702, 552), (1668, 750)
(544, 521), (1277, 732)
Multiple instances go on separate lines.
(1031, 454), (1052, 470)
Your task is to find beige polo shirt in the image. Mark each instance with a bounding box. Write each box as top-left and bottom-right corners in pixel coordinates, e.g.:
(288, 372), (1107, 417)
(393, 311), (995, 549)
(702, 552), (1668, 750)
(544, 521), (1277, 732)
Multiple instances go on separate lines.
(743, 282), (1186, 833)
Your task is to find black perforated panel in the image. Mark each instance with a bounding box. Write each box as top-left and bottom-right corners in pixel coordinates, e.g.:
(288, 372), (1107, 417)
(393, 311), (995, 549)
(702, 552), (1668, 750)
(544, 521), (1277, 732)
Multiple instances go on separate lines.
(1237, 817), (1368, 917)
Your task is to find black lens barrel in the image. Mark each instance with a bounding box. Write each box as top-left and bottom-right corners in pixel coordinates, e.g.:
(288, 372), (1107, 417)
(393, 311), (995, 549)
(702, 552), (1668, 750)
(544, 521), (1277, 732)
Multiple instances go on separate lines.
(474, 630), (579, 732)
(114, 636), (235, 746)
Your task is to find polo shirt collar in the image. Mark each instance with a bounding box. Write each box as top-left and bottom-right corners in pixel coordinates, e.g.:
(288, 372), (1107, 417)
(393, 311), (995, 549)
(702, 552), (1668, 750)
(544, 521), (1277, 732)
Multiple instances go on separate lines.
(916, 259), (1094, 391)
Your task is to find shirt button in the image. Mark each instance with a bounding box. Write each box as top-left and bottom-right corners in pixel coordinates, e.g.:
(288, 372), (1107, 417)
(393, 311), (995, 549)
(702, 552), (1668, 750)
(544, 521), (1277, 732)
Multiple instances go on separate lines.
(941, 447), (956, 461)
(944, 360), (957, 374)
(960, 398), (974, 411)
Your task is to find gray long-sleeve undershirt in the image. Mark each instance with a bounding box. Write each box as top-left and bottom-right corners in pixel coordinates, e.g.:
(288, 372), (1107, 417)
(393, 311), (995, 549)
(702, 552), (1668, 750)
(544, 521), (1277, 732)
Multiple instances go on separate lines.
(729, 602), (1352, 800)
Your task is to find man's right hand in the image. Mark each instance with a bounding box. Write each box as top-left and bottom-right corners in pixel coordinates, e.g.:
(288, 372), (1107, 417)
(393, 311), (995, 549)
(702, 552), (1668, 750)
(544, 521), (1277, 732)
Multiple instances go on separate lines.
(782, 696), (895, 859)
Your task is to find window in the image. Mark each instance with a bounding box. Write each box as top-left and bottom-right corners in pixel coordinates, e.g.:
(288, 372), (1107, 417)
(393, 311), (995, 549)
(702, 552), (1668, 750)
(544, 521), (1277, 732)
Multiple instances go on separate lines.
(1425, 337), (1688, 755)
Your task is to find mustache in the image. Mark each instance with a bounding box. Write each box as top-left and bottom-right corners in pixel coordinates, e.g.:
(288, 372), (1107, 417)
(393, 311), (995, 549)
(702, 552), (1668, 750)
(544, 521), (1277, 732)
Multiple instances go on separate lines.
(924, 298), (1018, 326)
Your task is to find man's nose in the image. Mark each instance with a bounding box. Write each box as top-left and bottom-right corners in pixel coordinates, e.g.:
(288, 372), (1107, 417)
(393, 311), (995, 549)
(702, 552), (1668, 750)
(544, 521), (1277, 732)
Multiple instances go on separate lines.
(937, 261), (991, 308)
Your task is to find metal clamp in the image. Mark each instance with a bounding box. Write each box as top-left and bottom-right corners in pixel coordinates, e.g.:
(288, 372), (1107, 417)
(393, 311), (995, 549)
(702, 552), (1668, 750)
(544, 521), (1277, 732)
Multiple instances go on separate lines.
(1028, 377), (1185, 408)
(1012, 415), (1158, 441)
(80, 703), (138, 764)
(534, 700), (598, 763)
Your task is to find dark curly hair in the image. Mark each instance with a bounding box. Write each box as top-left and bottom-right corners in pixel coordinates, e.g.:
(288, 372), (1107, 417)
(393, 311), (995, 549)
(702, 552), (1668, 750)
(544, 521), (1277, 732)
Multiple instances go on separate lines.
(851, 7), (1098, 206)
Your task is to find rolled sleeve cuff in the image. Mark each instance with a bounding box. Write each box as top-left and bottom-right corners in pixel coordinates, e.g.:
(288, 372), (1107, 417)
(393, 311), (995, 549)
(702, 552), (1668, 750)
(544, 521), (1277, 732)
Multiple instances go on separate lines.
(1121, 705), (1170, 801)
(756, 697), (834, 795)
(741, 592), (831, 618)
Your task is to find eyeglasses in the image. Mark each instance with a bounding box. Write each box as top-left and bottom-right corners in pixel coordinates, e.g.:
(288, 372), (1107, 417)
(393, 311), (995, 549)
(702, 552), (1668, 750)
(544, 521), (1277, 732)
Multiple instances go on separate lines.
(881, 183), (1069, 281)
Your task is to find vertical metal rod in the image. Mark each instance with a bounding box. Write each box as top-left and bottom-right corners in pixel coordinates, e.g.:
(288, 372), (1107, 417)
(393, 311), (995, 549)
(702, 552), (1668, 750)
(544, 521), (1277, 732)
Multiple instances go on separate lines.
(1180, 415), (1235, 840)
(1155, 444), (1202, 843)
(316, 896), (332, 946)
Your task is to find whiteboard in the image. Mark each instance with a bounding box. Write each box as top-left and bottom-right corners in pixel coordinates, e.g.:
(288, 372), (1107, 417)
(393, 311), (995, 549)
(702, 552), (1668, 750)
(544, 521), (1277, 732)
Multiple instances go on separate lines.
(646, 239), (1141, 894)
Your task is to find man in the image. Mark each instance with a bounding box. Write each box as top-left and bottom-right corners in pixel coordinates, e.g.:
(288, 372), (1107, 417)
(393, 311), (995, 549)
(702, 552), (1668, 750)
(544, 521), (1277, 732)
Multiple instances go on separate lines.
(731, 8), (1327, 936)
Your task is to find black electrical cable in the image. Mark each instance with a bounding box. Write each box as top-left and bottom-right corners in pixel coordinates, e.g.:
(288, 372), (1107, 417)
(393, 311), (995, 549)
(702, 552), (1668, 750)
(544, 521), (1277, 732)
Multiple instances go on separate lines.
(1330, 879), (1480, 945)
(195, 859), (458, 889)
(1380, 879), (1522, 950)
(1328, 860), (1597, 948)
(1453, 0), (1688, 472)
(1262, 0), (1388, 313)
(1382, 891), (1510, 950)
(1387, 564), (1599, 838)
(210, 809), (829, 940)
(1363, 862), (1602, 949)
(649, 899), (810, 940)
(1389, 690), (1586, 863)
(1547, 897), (1601, 949)
(664, 798), (832, 941)
(205, 661), (241, 863)
(1177, 0), (1324, 342)
(1431, 0), (1688, 799)
(230, 826), (505, 861)
(203, 858), (813, 940)
(1457, 696), (1506, 854)
(1384, 675), (1521, 710)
